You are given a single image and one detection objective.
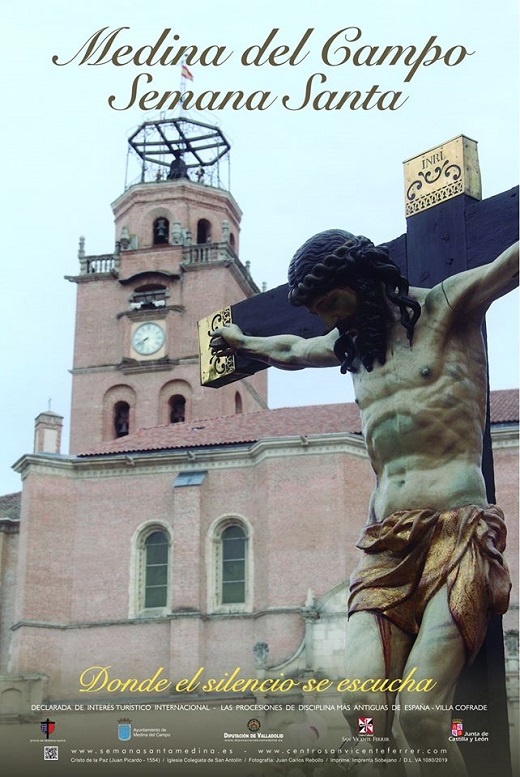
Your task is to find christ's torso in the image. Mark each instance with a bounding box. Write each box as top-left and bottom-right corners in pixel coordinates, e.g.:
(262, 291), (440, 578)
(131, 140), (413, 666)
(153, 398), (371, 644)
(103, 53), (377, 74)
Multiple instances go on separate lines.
(351, 288), (489, 522)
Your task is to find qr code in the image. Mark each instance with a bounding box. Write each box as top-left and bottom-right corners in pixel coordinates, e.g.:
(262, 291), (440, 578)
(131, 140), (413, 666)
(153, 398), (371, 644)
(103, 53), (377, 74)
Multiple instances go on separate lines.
(44, 745), (59, 760)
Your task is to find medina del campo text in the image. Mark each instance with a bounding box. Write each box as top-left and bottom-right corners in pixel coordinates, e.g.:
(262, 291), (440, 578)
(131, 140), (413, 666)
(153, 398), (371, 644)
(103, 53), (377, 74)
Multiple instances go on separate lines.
(52, 26), (474, 112)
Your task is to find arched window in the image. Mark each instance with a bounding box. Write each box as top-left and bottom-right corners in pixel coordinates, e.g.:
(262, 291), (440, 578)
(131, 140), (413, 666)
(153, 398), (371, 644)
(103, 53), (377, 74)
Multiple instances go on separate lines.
(229, 232), (236, 250)
(129, 524), (172, 617)
(144, 531), (170, 608)
(221, 525), (246, 604)
(103, 386), (136, 442)
(159, 380), (191, 425)
(197, 218), (211, 244)
(114, 401), (130, 437)
(169, 395), (186, 424)
(234, 392), (243, 414)
(208, 517), (252, 612)
(153, 217), (169, 245)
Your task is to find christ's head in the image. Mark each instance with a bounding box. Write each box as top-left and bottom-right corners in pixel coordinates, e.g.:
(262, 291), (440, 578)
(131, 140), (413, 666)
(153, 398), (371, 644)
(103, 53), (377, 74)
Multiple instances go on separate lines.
(287, 229), (421, 373)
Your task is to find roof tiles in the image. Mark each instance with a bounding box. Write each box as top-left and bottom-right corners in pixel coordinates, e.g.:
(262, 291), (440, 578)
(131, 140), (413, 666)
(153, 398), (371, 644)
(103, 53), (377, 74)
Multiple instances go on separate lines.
(79, 402), (362, 457)
(79, 388), (518, 458)
(0, 492), (21, 521)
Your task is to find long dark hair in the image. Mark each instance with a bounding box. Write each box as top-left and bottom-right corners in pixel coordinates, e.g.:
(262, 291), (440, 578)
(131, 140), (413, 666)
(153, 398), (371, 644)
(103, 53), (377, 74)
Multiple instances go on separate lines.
(288, 230), (421, 373)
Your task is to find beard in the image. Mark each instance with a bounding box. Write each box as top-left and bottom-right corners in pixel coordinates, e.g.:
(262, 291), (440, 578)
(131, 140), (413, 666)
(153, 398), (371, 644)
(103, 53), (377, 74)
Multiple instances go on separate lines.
(333, 329), (359, 374)
(333, 300), (389, 374)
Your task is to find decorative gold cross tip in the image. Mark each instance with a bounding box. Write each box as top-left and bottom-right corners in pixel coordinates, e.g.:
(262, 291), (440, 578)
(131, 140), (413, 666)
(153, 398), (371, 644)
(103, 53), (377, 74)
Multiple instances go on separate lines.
(404, 135), (482, 217)
(198, 307), (237, 387)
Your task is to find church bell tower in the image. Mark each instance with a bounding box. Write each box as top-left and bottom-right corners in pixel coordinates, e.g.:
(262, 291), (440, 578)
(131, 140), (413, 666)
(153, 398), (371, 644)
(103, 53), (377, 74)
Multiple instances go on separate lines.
(67, 117), (267, 454)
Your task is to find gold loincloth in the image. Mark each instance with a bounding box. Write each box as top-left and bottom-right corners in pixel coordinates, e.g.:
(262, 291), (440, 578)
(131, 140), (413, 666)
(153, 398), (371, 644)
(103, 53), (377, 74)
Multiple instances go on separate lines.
(348, 505), (511, 661)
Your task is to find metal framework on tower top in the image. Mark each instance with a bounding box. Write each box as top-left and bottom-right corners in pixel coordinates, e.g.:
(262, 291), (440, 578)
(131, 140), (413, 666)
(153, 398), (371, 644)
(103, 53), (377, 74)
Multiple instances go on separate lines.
(125, 116), (232, 190)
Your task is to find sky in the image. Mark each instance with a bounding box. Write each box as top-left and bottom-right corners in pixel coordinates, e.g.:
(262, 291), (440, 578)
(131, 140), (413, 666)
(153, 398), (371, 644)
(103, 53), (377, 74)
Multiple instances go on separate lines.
(0, 0), (518, 495)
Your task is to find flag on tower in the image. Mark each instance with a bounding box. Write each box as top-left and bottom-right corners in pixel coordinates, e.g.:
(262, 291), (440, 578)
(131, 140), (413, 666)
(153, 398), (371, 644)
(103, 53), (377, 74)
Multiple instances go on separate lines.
(181, 63), (194, 81)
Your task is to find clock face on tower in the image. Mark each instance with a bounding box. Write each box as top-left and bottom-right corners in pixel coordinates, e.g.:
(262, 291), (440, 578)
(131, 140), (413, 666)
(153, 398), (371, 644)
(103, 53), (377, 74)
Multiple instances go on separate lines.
(131, 322), (165, 355)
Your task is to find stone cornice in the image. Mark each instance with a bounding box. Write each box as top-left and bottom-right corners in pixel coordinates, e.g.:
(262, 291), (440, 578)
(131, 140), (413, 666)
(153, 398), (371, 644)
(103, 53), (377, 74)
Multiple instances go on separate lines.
(491, 425), (519, 448)
(116, 357), (179, 375)
(11, 605), (309, 632)
(11, 433), (367, 481)
(0, 518), (20, 534)
(11, 423), (516, 481)
(65, 271), (117, 284)
(116, 305), (184, 321)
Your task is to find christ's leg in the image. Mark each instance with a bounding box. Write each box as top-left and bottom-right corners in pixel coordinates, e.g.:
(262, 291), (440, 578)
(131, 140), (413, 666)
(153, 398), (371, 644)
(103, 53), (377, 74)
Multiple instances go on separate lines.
(398, 585), (468, 777)
(341, 610), (414, 776)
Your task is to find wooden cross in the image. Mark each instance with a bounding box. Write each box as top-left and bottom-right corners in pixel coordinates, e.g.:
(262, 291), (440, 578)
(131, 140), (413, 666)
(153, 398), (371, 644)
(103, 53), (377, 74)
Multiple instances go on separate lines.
(199, 135), (519, 775)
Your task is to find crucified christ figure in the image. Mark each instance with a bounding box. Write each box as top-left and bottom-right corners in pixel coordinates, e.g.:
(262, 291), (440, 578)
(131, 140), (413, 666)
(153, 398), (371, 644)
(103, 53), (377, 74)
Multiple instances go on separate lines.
(211, 231), (518, 777)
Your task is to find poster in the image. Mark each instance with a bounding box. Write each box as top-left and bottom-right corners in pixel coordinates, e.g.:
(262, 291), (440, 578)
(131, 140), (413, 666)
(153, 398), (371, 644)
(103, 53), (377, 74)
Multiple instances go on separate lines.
(0, 1), (518, 775)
